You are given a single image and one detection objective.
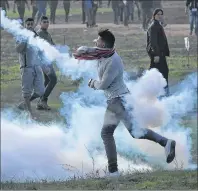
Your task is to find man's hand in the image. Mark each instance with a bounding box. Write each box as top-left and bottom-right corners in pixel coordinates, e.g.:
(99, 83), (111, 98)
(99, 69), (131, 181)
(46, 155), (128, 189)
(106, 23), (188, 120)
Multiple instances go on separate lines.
(88, 79), (95, 89)
(154, 56), (160, 63)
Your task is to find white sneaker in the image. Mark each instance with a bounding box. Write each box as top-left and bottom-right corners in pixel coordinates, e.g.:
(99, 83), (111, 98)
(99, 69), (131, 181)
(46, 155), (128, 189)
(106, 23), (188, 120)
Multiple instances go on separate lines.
(165, 139), (176, 163)
(106, 171), (120, 180)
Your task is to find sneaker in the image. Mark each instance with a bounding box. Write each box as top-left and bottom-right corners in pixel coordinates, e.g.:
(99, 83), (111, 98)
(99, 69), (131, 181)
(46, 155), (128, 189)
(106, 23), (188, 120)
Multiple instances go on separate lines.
(106, 171), (120, 180)
(36, 101), (51, 110)
(17, 101), (26, 110)
(165, 139), (176, 163)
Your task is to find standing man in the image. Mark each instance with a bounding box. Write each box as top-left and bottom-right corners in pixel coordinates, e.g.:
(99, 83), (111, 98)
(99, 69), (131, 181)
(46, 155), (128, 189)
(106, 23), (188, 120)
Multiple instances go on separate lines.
(50, 0), (59, 24)
(147, 9), (170, 96)
(108, 0), (120, 24)
(139, 0), (154, 31)
(74, 28), (176, 176)
(13, 0), (30, 25)
(0, 0), (9, 15)
(16, 18), (44, 119)
(63, 0), (71, 23)
(185, 0), (198, 36)
(36, 16), (57, 110)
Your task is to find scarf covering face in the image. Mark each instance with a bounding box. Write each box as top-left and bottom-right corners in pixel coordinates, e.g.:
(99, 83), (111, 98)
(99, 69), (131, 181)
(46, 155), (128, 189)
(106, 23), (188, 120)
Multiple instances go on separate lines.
(73, 47), (115, 60)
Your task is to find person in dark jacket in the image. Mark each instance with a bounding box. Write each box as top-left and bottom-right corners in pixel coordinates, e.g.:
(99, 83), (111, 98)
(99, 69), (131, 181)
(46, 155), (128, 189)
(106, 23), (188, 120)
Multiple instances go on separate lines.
(185, 0), (198, 35)
(147, 8), (170, 96)
(36, 16), (57, 110)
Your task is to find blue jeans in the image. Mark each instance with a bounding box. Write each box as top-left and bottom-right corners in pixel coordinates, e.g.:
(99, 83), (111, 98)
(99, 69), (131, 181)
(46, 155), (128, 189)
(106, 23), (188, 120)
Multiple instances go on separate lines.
(189, 10), (198, 35)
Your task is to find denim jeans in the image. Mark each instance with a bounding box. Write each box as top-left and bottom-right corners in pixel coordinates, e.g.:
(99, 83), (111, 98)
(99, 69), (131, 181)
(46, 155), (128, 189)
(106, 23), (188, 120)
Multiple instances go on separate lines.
(189, 10), (198, 35)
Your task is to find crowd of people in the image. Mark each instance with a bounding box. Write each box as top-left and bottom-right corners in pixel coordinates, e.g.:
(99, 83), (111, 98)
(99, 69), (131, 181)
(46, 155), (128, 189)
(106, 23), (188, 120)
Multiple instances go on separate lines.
(1, 0), (197, 33)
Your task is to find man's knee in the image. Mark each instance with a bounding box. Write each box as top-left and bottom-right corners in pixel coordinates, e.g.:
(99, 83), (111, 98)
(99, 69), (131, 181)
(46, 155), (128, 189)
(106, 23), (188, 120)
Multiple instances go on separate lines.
(36, 88), (45, 97)
(101, 125), (116, 139)
(49, 73), (57, 85)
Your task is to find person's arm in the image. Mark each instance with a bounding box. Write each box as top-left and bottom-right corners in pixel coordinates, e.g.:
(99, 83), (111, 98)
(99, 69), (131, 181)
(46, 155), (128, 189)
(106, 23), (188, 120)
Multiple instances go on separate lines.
(92, 60), (119, 90)
(149, 25), (160, 56)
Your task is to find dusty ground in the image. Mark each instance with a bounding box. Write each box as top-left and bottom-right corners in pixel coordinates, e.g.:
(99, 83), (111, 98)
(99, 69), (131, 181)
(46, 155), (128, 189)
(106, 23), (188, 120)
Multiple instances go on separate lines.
(1, 1), (198, 190)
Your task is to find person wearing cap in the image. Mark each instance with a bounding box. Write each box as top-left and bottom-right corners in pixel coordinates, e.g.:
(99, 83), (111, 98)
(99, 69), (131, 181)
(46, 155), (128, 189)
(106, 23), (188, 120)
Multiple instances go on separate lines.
(147, 8), (170, 96)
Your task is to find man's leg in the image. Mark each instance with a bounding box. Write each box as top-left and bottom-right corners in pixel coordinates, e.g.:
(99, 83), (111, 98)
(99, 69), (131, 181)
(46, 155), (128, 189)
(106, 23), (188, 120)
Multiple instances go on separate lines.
(18, 68), (34, 113)
(32, 5), (38, 20)
(195, 11), (198, 36)
(142, 9), (146, 30)
(37, 65), (57, 110)
(50, 0), (58, 24)
(101, 101), (120, 173)
(33, 66), (46, 108)
(123, 4), (129, 26)
(92, 3), (98, 26)
(82, 2), (86, 24)
(113, 7), (119, 24)
(119, 97), (176, 163)
(189, 10), (194, 35)
(135, 1), (141, 20)
(120, 7), (123, 22)
(63, 2), (70, 22)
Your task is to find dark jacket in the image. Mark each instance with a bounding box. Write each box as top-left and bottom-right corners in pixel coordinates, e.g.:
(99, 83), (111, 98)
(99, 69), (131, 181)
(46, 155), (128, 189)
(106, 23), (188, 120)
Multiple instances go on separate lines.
(146, 19), (170, 57)
(37, 29), (55, 45)
(186, 0), (198, 10)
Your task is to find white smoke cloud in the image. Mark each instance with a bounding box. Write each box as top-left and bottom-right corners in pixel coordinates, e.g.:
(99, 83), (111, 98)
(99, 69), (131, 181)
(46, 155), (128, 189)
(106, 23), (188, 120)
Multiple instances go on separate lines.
(1, 10), (197, 182)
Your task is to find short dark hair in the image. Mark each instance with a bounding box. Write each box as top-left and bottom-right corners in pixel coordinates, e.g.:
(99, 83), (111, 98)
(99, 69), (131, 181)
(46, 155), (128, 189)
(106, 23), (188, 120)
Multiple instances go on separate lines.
(98, 28), (115, 48)
(41, 16), (49, 21)
(25, 18), (34, 23)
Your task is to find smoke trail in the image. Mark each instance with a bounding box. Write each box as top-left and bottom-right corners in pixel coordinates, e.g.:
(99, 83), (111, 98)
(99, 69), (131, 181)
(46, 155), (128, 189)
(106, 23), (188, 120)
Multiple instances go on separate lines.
(1, 10), (197, 182)
(0, 10), (97, 80)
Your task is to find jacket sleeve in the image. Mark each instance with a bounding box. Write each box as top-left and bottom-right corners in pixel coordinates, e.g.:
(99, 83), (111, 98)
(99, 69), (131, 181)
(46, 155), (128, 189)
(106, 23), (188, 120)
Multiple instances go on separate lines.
(149, 25), (160, 56)
(93, 60), (119, 90)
